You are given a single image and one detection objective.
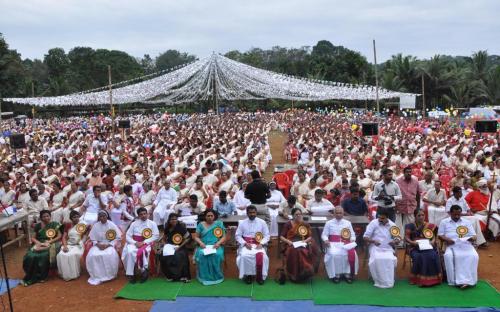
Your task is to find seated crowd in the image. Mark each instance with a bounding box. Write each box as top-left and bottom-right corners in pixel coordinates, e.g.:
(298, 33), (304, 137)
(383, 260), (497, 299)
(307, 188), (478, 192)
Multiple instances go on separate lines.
(0, 111), (496, 290)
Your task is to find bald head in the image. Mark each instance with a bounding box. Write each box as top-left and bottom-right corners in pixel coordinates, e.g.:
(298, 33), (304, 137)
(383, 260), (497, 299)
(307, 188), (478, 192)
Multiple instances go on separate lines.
(334, 206), (344, 220)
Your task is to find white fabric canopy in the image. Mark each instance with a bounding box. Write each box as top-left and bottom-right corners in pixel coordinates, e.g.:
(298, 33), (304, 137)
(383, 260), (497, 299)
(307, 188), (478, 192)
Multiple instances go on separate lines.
(3, 54), (415, 107)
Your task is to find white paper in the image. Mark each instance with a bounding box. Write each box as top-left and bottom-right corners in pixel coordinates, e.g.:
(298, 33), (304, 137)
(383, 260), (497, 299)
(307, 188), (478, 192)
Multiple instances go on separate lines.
(292, 241), (307, 248)
(416, 239), (433, 250)
(331, 242), (344, 248)
(342, 242), (357, 250)
(288, 215), (293, 220)
(203, 245), (217, 256)
(162, 244), (177, 256)
(178, 215), (198, 229)
(310, 216), (327, 221)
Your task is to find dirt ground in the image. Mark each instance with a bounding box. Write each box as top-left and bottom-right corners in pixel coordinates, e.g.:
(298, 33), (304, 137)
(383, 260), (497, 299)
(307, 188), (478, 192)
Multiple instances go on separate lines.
(3, 131), (500, 312)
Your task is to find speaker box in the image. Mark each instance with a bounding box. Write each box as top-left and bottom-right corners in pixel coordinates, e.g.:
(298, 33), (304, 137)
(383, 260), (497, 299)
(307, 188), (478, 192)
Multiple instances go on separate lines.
(475, 120), (497, 133)
(362, 123), (379, 136)
(118, 120), (130, 129)
(10, 134), (26, 149)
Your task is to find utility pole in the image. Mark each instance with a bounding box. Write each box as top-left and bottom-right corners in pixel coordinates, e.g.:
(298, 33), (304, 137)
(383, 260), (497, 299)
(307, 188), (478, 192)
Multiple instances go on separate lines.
(108, 65), (114, 131)
(373, 39), (380, 113)
(421, 73), (426, 117)
(31, 81), (35, 118)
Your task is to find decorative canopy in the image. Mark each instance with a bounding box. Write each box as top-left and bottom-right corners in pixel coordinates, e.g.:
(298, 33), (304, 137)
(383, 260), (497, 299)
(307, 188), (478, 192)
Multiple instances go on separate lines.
(3, 53), (415, 107)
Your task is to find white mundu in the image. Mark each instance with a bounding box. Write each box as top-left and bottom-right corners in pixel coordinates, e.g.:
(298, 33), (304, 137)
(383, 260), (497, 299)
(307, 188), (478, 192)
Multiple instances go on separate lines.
(57, 221), (87, 281)
(152, 186), (178, 225)
(438, 217), (479, 286)
(122, 219), (159, 276)
(363, 219), (399, 288)
(86, 220), (122, 285)
(235, 218), (270, 280)
(321, 218), (358, 278)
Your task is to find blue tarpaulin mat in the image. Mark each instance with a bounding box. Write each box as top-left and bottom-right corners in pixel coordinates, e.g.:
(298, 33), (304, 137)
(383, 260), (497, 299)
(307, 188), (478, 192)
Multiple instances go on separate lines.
(150, 297), (500, 312)
(0, 279), (19, 295)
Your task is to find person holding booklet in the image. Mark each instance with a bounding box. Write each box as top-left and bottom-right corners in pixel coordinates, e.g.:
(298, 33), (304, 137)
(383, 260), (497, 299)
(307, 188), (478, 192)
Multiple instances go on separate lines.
(404, 209), (441, 286)
(193, 210), (226, 285)
(321, 207), (358, 283)
(160, 213), (192, 282)
(280, 207), (319, 282)
(235, 205), (270, 285)
(438, 205), (479, 289)
(363, 207), (400, 288)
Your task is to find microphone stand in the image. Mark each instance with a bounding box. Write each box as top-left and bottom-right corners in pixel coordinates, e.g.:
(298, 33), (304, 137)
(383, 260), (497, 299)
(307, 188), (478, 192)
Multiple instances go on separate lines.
(0, 234), (14, 312)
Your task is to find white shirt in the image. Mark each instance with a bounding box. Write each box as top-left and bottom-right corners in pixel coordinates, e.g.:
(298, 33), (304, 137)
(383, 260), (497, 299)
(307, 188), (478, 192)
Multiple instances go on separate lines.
(363, 219), (399, 249)
(125, 219), (159, 244)
(266, 190), (286, 206)
(153, 187), (178, 206)
(437, 217), (476, 241)
(83, 193), (109, 213)
(235, 217), (270, 245)
(445, 196), (471, 214)
(307, 198), (334, 216)
(321, 218), (356, 242)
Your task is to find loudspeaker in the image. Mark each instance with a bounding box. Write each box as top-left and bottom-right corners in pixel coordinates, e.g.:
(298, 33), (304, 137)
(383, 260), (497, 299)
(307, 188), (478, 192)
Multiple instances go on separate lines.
(362, 123), (379, 136)
(118, 120), (130, 129)
(10, 134), (26, 149)
(475, 120), (497, 133)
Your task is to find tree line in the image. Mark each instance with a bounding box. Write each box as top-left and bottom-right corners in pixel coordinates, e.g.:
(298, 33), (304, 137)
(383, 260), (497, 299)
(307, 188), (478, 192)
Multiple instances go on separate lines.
(1, 34), (499, 109)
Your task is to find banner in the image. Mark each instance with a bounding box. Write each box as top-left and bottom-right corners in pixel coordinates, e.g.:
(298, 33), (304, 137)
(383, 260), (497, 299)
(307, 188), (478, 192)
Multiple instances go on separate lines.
(399, 95), (416, 109)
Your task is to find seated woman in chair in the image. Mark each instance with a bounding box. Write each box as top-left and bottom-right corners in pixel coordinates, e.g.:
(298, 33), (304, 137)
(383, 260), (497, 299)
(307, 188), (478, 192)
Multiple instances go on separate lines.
(404, 209), (442, 287)
(160, 213), (191, 282)
(22, 210), (62, 286)
(57, 210), (88, 281)
(193, 210), (226, 285)
(280, 208), (319, 282)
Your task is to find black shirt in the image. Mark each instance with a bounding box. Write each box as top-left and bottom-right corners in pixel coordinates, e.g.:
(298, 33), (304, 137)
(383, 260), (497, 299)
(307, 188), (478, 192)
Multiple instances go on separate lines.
(245, 178), (270, 204)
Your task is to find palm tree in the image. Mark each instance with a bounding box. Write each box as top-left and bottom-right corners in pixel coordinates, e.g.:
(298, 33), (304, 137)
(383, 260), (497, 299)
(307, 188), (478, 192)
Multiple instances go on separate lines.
(478, 66), (500, 106)
(421, 55), (454, 108)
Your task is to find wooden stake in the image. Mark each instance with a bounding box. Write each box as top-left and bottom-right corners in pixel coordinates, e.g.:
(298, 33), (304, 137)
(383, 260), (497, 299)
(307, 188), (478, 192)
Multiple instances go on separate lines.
(108, 65), (114, 131)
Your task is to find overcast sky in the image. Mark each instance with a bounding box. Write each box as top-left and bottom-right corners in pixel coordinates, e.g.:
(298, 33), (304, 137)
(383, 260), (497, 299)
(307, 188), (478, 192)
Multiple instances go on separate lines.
(1, 0), (499, 62)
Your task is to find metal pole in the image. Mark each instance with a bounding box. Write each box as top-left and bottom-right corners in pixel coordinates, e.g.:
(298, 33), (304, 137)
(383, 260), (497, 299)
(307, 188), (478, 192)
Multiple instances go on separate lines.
(108, 65), (114, 131)
(421, 73), (426, 117)
(31, 82), (35, 119)
(0, 238), (14, 312)
(373, 39), (380, 113)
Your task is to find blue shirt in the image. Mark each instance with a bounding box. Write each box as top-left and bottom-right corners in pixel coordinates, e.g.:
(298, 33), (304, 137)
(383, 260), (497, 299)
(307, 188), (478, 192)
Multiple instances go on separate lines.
(214, 199), (236, 215)
(341, 198), (368, 216)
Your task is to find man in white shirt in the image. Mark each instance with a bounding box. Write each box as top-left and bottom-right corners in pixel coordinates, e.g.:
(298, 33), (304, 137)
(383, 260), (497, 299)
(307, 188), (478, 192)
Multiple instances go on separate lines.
(423, 180), (447, 225)
(122, 208), (159, 284)
(25, 189), (49, 224)
(445, 187), (487, 246)
(235, 205), (270, 285)
(438, 205), (478, 289)
(81, 185), (108, 224)
(321, 207), (358, 283)
(363, 207), (400, 288)
(307, 189), (334, 216)
(152, 179), (178, 227)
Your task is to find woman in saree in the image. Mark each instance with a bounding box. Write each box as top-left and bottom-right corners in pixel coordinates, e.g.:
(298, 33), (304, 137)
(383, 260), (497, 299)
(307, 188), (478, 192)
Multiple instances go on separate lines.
(57, 210), (88, 281)
(22, 210), (62, 286)
(193, 210), (226, 285)
(160, 213), (192, 282)
(404, 209), (442, 287)
(279, 208), (320, 282)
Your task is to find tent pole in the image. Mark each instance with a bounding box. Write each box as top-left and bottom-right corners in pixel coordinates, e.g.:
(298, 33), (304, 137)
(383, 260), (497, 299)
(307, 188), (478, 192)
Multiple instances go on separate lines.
(108, 65), (114, 132)
(373, 39), (380, 113)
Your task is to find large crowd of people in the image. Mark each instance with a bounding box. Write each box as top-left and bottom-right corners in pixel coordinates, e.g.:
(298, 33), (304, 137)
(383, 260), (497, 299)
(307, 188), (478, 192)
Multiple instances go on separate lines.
(0, 110), (497, 290)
